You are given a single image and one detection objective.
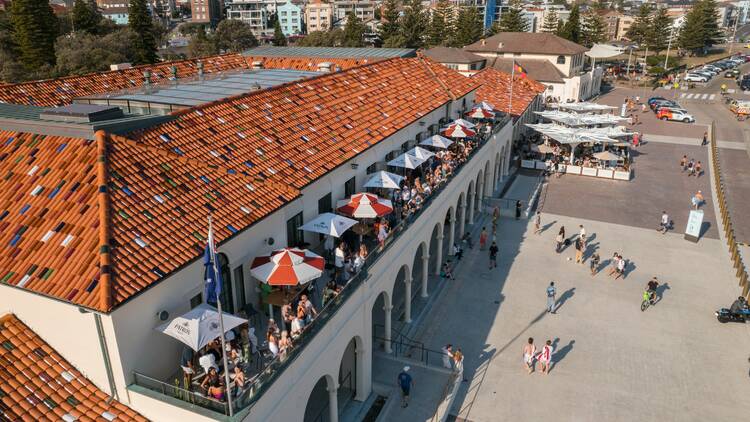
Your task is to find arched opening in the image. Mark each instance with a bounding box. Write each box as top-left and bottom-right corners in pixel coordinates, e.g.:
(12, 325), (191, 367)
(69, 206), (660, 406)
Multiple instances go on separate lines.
(411, 242), (428, 302)
(390, 264), (411, 327)
(484, 161), (492, 199)
(428, 222), (442, 277)
(444, 207), (454, 259)
(338, 337), (363, 408)
(466, 180), (475, 226)
(303, 375), (336, 422)
(371, 291), (391, 353)
(455, 193), (465, 249)
(475, 170), (484, 219)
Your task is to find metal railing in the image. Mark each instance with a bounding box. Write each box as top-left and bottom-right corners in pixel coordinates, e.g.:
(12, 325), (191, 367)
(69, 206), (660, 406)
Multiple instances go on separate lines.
(132, 372), (229, 414)
(709, 120), (750, 298)
(130, 115), (511, 418)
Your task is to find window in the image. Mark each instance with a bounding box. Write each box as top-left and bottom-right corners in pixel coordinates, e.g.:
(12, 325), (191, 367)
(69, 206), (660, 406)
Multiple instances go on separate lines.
(190, 293), (202, 309)
(286, 212), (304, 247)
(557, 55), (566, 64)
(366, 163), (378, 174)
(318, 193), (332, 214)
(344, 177), (356, 197)
(217, 253), (233, 313)
(233, 266), (246, 310)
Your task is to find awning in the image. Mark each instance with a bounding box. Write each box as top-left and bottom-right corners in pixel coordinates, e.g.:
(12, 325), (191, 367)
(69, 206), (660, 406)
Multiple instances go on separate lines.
(534, 110), (628, 127)
(586, 43), (626, 59)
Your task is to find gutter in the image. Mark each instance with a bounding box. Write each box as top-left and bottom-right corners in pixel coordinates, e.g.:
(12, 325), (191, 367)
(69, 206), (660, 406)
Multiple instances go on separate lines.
(90, 310), (120, 403)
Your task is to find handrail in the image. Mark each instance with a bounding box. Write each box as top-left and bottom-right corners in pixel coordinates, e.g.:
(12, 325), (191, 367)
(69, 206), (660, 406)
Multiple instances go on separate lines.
(709, 120), (749, 298)
(131, 115), (511, 418)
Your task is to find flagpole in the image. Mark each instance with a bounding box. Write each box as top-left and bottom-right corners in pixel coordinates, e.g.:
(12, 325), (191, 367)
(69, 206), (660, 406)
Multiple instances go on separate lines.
(209, 216), (234, 416)
(509, 59), (515, 116)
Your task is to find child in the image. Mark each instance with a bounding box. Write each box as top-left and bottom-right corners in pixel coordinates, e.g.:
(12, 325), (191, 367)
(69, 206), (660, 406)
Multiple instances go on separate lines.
(590, 253), (600, 276)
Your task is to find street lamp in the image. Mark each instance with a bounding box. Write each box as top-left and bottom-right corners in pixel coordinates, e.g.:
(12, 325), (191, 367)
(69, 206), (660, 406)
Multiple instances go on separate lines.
(664, 26), (675, 70)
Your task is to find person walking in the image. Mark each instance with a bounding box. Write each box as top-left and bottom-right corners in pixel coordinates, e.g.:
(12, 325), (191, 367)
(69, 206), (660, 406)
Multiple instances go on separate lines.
(537, 340), (554, 375)
(680, 155), (688, 172)
(479, 227), (488, 250)
(442, 344), (453, 369)
(397, 366), (414, 408)
(695, 161), (702, 177)
(515, 200), (522, 220)
(687, 158), (695, 176)
(533, 211), (542, 235)
(615, 255), (626, 279)
(555, 231), (564, 253)
(453, 243), (463, 260)
(702, 131), (708, 146)
(691, 190), (704, 209)
(574, 237), (584, 264)
(546, 282), (556, 313)
(608, 253), (620, 277)
(489, 242), (499, 269)
(590, 253), (600, 276)
(523, 337), (537, 374)
(453, 348), (465, 377)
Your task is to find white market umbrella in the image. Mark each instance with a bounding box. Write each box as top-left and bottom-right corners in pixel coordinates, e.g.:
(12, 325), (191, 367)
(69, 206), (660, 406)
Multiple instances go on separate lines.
(451, 118), (476, 128)
(337, 193), (393, 218)
(531, 144), (555, 154)
(364, 171), (404, 189)
(593, 150), (622, 161)
(476, 101), (496, 111)
(388, 153), (427, 169)
(250, 247), (325, 286)
(156, 303), (248, 351)
(420, 135), (453, 149)
(299, 212), (357, 238)
(406, 146), (435, 160)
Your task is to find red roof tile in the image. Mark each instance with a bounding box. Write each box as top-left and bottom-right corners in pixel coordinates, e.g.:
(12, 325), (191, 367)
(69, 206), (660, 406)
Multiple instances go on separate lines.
(471, 68), (546, 117)
(0, 130), (299, 311)
(132, 57), (480, 190)
(0, 54), (249, 108)
(0, 314), (149, 421)
(243, 56), (379, 72)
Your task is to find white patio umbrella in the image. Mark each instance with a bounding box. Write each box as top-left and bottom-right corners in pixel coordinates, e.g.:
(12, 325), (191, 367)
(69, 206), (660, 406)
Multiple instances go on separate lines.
(593, 150), (622, 161)
(406, 146), (435, 160)
(451, 118), (476, 128)
(299, 212), (357, 238)
(156, 303), (248, 351)
(476, 101), (496, 111)
(388, 153), (427, 169)
(419, 135), (453, 149)
(364, 171), (404, 189)
(531, 144), (555, 154)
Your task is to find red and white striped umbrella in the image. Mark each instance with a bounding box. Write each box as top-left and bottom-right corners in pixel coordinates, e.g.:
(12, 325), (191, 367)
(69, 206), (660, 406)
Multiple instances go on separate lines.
(337, 193), (393, 218)
(250, 247), (325, 286)
(442, 123), (476, 138)
(467, 107), (495, 119)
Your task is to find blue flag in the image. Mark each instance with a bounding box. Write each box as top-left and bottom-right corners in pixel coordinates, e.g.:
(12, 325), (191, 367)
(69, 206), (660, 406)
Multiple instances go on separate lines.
(203, 225), (222, 305)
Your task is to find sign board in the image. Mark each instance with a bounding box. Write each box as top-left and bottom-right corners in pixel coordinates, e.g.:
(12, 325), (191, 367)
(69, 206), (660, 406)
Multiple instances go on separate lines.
(684, 209), (704, 242)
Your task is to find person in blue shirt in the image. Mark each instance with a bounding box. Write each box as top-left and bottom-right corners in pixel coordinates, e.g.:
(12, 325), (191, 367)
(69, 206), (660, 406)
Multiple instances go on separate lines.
(397, 366), (414, 408)
(546, 282), (556, 313)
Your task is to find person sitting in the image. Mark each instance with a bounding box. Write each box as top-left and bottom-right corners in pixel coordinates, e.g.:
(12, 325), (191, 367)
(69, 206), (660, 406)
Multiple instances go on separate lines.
(290, 313), (304, 339)
(201, 366), (222, 393)
(730, 296), (748, 314)
(453, 243), (463, 260)
(441, 261), (455, 280)
(322, 281), (338, 307)
(207, 383), (226, 402)
(462, 232), (473, 249)
(231, 365), (245, 398)
(268, 333), (279, 357)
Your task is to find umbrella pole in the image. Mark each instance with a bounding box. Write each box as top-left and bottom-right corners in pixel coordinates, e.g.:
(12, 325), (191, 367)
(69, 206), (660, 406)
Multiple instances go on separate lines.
(216, 299), (234, 415)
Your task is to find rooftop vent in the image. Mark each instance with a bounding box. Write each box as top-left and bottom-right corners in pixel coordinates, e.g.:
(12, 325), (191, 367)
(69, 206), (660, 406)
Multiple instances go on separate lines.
(317, 62), (333, 72)
(39, 104), (124, 123)
(251, 60), (264, 70)
(110, 63), (132, 71)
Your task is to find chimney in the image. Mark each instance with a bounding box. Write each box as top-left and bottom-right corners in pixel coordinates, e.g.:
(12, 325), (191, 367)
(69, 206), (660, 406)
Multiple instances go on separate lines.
(317, 61), (333, 72)
(251, 60), (264, 70)
(109, 63), (132, 71)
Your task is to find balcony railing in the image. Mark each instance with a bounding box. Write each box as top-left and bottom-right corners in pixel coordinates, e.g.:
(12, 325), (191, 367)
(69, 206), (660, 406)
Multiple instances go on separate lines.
(130, 114), (510, 419)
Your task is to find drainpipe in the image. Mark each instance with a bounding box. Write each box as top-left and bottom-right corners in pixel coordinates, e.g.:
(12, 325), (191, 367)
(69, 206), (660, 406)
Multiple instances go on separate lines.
(94, 312), (119, 403)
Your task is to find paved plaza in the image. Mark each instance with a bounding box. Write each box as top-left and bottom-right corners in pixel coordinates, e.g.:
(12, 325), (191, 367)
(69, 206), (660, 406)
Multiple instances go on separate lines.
(412, 213), (750, 422)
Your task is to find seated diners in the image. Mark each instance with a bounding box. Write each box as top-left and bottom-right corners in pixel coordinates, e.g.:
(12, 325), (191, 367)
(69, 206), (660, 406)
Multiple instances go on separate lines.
(231, 365), (245, 398)
(201, 367), (226, 401)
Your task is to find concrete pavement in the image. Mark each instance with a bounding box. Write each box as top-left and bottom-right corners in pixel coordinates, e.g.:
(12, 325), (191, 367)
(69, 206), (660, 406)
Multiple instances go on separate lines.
(411, 214), (750, 422)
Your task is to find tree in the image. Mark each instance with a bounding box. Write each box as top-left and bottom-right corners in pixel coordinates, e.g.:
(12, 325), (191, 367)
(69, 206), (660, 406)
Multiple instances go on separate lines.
(9, 0), (58, 71)
(677, 0), (722, 54)
(0, 11), (26, 82)
(541, 9), (558, 33)
(382, 34), (407, 48)
(399, 0), (426, 48)
(72, 0), (100, 34)
(188, 25), (218, 57)
(428, 0), (454, 47)
(615, 0), (625, 12)
(593, 0), (609, 10)
(341, 11), (365, 47)
(272, 18), (287, 46)
(626, 4), (651, 46)
(378, 0), (401, 45)
(128, 0), (158, 64)
(298, 30), (343, 47)
(215, 19), (258, 52)
(492, 0), (528, 34)
(55, 29), (137, 75)
(559, 3), (581, 43)
(647, 7), (672, 54)
(581, 11), (606, 47)
(452, 6), (482, 47)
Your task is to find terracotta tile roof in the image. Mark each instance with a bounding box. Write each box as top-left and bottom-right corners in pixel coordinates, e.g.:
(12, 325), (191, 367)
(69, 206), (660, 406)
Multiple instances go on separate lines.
(243, 56), (381, 72)
(132, 57), (480, 190)
(490, 57), (566, 83)
(0, 54), (249, 108)
(471, 67), (546, 118)
(465, 32), (588, 55)
(0, 313), (148, 421)
(0, 130), (298, 311)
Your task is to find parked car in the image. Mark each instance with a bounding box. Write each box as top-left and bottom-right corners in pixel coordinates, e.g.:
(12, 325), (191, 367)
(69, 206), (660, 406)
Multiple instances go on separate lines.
(647, 96), (667, 106)
(741, 78), (750, 91)
(704, 65), (723, 72)
(651, 100), (680, 111)
(684, 73), (709, 82)
(692, 70), (715, 78)
(653, 102), (681, 113)
(657, 108), (695, 123)
(725, 69), (741, 78)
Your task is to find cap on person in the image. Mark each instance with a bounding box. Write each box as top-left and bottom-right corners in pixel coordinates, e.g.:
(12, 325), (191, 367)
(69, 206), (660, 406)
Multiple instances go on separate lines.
(403, 366), (410, 372)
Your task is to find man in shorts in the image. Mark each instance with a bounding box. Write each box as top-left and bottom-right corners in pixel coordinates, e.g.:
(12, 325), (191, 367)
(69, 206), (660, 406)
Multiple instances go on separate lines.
(397, 366), (413, 408)
(537, 340), (554, 375)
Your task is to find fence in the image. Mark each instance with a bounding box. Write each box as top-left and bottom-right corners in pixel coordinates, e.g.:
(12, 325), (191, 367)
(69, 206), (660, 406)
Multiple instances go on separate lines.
(709, 121), (750, 298)
(131, 115), (512, 418)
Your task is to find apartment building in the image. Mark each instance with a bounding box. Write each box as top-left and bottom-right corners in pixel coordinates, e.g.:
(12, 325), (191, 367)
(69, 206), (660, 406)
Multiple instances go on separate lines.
(306, 0), (334, 32)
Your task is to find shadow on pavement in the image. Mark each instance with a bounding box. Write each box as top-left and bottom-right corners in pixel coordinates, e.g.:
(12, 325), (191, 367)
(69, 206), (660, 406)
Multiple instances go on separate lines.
(554, 288), (576, 313)
(549, 339), (575, 373)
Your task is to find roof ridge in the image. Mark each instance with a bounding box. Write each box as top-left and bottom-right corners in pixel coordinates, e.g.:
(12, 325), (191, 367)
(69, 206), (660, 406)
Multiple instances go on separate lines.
(95, 131), (114, 311)
(416, 52), (457, 101)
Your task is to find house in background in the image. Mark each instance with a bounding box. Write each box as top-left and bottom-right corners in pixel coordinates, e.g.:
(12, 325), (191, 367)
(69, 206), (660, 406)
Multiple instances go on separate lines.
(464, 32), (602, 102)
(423, 47), (488, 77)
(306, 0), (334, 32)
(277, 0), (303, 36)
(102, 6), (130, 25)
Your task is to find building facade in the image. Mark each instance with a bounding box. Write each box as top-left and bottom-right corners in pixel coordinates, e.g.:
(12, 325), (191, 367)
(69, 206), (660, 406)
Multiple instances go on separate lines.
(305, 0), (334, 32)
(332, 0), (376, 22)
(277, 0), (303, 35)
(190, 0), (222, 25)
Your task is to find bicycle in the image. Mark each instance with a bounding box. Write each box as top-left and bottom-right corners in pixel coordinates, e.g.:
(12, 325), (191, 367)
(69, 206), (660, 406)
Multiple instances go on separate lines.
(641, 290), (655, 312)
